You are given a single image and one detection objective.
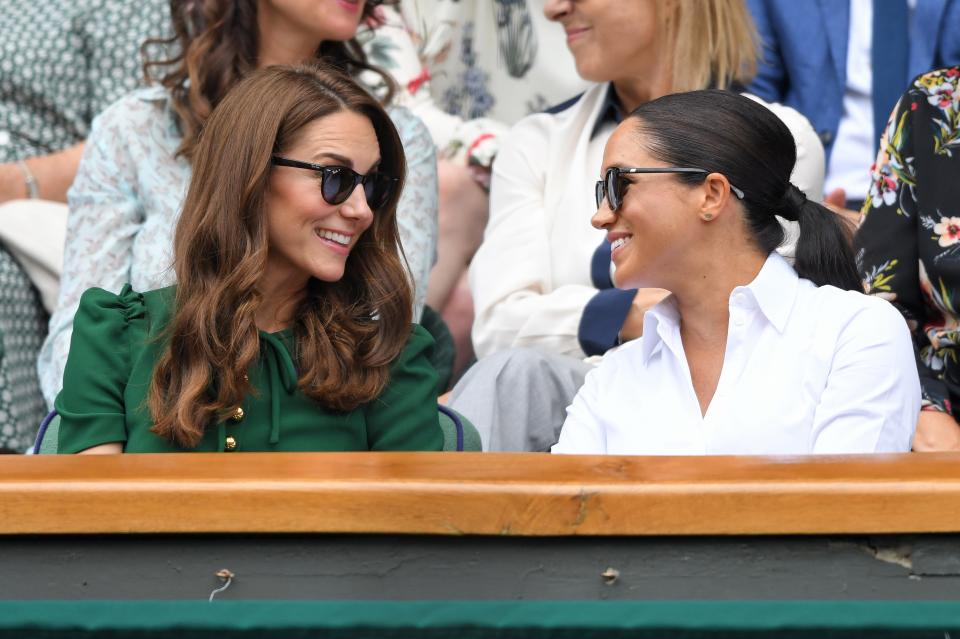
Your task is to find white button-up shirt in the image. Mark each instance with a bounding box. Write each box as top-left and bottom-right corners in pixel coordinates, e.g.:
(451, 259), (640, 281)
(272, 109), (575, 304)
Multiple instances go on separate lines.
(553, 253), (920, 455)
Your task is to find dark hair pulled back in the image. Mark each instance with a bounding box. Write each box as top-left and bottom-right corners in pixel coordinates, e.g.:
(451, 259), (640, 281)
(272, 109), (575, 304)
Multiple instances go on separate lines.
(628, 90), (861, 291)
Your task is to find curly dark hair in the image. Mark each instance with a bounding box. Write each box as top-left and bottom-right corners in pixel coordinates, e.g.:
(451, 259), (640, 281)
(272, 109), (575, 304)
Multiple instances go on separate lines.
(142, 0), (395, 160)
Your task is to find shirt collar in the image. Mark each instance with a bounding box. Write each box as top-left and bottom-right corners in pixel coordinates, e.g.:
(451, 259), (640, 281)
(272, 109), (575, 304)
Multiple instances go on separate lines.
(734, 252), (799, 334)
(640, 295), (680, 363)
(589, 84), (625, 139)
(136, 84), (171, 102)
(637, 252), (800, 364)
(590, 84), (750, 140)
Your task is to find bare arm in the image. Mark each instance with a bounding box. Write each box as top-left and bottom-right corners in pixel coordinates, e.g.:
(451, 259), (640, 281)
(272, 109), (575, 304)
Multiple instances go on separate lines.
(77, 442), (124, 455)
(0, 142), (85, 203)
(913, 411), (960, 452)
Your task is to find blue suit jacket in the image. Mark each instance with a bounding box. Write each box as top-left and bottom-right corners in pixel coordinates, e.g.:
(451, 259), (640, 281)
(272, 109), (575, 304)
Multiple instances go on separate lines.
(746, 0), (960, 156)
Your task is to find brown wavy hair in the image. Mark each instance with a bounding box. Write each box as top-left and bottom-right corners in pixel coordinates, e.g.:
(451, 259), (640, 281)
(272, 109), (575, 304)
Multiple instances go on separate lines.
(147, 64), (411, 448)
(142, 0), (394, 160)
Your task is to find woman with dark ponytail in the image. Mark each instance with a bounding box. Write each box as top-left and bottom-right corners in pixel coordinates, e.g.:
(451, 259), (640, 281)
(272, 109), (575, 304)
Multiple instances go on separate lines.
(553, 90), (919, 455)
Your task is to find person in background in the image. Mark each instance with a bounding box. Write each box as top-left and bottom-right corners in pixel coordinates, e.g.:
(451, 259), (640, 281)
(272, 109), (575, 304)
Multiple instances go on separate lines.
(362, 0), (589, 379)
(449, 0), (825, 451)
(746, 0), (960, 212)
(856, 66), (960, 452)
(56, 64), (442, 454)
(0, 0), (168, 452)
(554, 90), (918, 455)
(39, 0), (439, 406)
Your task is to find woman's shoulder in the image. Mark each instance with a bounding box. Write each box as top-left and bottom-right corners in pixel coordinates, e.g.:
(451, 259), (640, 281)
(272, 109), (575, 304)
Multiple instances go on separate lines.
(384, 323), (439, 378)
(384, 103), (429, 137)
(75, 284), (174, 332)
(77, 284), (145, 318)
(804, 283), (910, 336)
(89, 85), (174, 139)
(384, 103), (434, 158)
(140, 284), (177, 317)
(398, 323), (435, 358)
(495, 83), (608, 162)
(906, 66), (960, 114)
(910, 66), (959, 93)
(513, 83), (607, 131)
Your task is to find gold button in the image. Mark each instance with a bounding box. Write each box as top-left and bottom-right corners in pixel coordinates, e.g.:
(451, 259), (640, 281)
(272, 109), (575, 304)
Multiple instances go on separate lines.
(224, 436), (237, 451)
(230, 407), (244, 422)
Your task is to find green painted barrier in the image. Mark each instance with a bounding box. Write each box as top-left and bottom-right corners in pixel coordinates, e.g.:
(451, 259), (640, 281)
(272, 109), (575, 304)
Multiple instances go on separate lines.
(1, 600), (959, 638)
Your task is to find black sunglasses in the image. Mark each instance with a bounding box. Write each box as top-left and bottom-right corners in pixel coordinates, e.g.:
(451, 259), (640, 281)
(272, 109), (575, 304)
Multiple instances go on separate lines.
(595, 166), (746, 211)
(271, 156), (399, 211)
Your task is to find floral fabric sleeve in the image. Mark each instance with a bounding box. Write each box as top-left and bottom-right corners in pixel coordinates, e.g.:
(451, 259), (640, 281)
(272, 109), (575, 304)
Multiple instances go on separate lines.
(855, 67), (960, 414)
(360, 5), (505, 185)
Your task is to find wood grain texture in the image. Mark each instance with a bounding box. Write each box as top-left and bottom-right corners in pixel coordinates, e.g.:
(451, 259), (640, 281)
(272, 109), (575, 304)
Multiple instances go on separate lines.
(2, 452), (960, 535)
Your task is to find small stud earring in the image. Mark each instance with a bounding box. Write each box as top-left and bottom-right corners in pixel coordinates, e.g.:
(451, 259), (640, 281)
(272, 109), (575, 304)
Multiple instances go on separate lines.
(702, 213), (714, 221)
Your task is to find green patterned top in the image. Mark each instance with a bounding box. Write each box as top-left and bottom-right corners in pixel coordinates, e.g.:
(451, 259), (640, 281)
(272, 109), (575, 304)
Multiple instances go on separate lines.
(55, 286), (442, 453)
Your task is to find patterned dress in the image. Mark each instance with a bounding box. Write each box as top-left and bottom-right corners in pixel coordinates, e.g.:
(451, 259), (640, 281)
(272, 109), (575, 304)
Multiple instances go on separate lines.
(361, 0), (588, 180)
(856, 66), (960, 416)
(0, 0), (168, 451)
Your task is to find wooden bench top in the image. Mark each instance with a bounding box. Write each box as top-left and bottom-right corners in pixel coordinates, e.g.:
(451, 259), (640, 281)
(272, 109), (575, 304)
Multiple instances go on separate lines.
(3, 452), (960, 535)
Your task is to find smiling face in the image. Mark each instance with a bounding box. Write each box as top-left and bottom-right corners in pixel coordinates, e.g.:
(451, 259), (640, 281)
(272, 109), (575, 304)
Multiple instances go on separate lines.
(543, 0), (661, 83)
(258, 0), (367, 46)
(264, 109), (380, 289)
(592, 121), (703, 290)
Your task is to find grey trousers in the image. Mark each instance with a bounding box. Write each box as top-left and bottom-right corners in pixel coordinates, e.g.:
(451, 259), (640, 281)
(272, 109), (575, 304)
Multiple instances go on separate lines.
(448, 348), (592, 452)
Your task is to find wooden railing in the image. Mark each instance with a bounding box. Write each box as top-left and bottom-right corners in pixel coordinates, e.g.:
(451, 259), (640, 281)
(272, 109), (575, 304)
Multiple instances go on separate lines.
(3, 452), (960, 535)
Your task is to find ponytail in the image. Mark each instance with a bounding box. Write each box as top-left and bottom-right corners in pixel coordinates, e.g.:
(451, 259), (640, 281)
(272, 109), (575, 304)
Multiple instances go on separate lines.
(779, 184), (862, 291)
(628, 91), (864, 293)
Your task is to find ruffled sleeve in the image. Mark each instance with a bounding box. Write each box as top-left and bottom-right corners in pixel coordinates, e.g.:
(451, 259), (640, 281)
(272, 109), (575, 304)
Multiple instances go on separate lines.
(365, 324), (443, 451)
(54, 285), (146, 453)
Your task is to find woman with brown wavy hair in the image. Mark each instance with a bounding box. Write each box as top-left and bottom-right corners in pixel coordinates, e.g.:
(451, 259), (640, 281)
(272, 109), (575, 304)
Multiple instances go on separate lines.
(39, 0), (440, 406)
(53, 64), (442, 453)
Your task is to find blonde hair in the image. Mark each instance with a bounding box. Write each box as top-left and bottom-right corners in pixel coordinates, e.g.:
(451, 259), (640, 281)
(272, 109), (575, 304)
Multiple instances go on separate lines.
(662, 0), (759, 92)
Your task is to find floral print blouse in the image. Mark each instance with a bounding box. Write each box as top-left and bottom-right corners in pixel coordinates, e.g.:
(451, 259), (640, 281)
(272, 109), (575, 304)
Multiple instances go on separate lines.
(856, 66), (960, 415)
(37, 86), (438, 406)
(360, 0), (588, 183)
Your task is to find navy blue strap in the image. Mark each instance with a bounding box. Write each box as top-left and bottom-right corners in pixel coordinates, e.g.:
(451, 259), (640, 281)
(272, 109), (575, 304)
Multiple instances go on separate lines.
(438, 404), (464, 452)
(32, 410), (58, 455)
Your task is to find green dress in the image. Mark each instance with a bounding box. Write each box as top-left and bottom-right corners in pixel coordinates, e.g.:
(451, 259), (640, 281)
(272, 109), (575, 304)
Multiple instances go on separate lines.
(55, 285), (443, 453)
